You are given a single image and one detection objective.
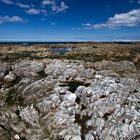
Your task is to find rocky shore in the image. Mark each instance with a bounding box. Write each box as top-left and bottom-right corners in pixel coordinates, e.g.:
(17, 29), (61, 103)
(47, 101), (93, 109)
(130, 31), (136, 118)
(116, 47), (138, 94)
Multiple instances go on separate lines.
(0, 59), (140, 140)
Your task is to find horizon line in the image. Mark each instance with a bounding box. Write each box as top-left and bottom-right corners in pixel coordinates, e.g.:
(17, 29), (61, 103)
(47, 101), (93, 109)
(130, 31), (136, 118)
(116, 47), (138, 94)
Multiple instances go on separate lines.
(0, 40), (140, 43)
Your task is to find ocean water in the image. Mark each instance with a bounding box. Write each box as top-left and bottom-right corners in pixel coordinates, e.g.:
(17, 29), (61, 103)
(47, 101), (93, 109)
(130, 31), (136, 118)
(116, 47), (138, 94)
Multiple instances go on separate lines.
(0, 41), (83, 46)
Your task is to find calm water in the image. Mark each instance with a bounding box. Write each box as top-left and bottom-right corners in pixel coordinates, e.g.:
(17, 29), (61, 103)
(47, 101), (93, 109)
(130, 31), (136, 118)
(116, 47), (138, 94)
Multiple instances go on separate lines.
(48, 47), (71, 54)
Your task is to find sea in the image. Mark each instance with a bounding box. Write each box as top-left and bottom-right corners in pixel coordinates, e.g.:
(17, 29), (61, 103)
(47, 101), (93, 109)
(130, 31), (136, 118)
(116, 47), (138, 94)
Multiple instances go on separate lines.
(0, 41), (84, 46)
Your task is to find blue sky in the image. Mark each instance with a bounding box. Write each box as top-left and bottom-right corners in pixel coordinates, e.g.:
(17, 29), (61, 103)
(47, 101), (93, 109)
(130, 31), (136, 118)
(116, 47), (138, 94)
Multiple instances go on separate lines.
(0, 0), (140, 41)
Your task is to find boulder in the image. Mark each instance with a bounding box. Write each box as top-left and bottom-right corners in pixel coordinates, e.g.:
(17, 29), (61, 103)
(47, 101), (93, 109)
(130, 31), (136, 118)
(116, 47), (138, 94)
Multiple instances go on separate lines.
(0, 62), (10, 86)
(13, 60), (45, 78)
(15, 77), (56, 103)
(4, 72), (16, 83)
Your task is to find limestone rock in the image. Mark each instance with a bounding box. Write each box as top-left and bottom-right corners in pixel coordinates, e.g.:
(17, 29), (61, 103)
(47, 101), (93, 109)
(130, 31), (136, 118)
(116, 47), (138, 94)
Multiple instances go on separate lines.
(75, 75), (140, 140)
(14, 134), (20, 140)
(20, 106), (39, 127)
(85, 133), (94, 140)
(0, 62), (10, 86)
(0, 59), (140, 140)
(16, 77), (56, 103)
(4, 72), (16, 83)
(13, 60), (45, 78)
(94, 60), (136, 71)
(45, 59), (95, 83)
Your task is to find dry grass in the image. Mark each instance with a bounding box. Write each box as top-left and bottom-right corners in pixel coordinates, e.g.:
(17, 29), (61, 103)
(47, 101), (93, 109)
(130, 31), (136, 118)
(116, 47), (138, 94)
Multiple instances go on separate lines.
(0, 42), (140, 69)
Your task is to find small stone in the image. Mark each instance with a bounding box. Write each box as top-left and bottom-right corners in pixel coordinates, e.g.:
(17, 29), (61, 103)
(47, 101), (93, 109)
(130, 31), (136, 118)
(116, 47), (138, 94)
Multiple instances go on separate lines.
(71, 135), (81, 140)
(4, 72), (16, 83)
(11, 121), (26, 133)
(98, 111), (104, 117)
(14, 134), (20, 140)
(85, 133), (94, 140)
(20, 106), (39, 126)
(104, 135), (113, 140)
(63, 93), (77, 103)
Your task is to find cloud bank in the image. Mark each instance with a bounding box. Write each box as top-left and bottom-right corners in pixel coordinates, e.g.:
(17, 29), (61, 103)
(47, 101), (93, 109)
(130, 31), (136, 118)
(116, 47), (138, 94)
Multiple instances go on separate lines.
(0, 16), (24, 24)
(83, 8), (140, 29)
(0, 0), (69, 15)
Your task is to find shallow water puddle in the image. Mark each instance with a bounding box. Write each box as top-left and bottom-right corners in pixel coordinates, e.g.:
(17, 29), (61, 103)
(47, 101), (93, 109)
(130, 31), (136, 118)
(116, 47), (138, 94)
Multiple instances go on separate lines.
(48, 47), (70, 54)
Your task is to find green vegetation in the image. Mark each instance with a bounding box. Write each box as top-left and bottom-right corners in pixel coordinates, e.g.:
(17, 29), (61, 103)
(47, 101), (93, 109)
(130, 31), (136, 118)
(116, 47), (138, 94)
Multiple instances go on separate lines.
(37, 70), (48, 79)
(0, 50), (58, 62)
(5, 89), (24, 107)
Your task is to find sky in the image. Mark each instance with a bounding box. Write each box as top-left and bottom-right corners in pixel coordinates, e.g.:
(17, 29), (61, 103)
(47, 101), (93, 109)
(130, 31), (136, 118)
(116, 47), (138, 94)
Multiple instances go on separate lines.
(0, 0), (140, 41)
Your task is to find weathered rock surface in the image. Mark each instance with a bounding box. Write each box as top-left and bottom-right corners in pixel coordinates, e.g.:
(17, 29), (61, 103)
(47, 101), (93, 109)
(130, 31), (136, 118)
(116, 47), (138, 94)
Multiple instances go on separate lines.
(75, 76), (140, 139)
(0, 62), (10, 87)
(94, 60), (136, 71)
(13, 60), (45, 78)
(4, 72), (17, 83)
(15, 77), (56, 103)
(45, 59), (95, 83)
(0, 59), (140, 140)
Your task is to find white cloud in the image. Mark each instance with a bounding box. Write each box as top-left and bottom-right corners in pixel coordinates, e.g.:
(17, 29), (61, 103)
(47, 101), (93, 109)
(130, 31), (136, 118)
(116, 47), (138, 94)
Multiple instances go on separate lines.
(138, 0), (140, 4)
(0, 16), (24, 24)
(42, 0), (68, 13)
(83, 8), (140, 29)
(16, 3), (30, 9)
(0, 0), (12, 4)
(56, 1), (69, 13)
(114, 39), (140, 42)
(82, 23), (92, 27)
(0, 0), (31, 9)
(42, 0), (53, 5)
(25, 8), (41, 15)
(0, 0), (69, 16)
